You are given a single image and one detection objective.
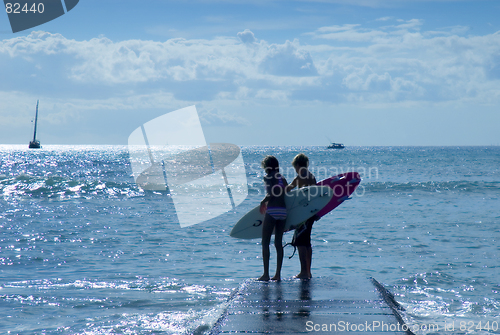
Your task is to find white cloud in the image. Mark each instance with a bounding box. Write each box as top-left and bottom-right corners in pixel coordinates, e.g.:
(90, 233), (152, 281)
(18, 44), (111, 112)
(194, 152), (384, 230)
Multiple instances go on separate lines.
(237, 29), (257, 44)
(316, 24), (361, 33)
(303, 21), (500, 105)
(308, 24), (386, 42)
(294, 0), (488, 8)
(1, 21), (500, 116)
(424, 25), (470, 36)
(259, 39), (318, 76)
(255, 89), (290, 100)
(198, 106), (251, 126)
(392, 18), (423, 30)
(0, 30), (319, 86)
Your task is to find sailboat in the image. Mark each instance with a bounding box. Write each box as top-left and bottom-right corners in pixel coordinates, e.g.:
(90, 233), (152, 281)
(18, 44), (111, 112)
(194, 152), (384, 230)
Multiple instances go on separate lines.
(28, 100), (41, 149)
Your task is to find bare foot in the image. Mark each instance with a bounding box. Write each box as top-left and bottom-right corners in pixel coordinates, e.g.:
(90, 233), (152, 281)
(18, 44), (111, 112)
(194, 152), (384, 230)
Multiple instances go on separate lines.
(270, 275), (281, 281)
(258, 274), (270, 281)
(294, 273), (311, 279)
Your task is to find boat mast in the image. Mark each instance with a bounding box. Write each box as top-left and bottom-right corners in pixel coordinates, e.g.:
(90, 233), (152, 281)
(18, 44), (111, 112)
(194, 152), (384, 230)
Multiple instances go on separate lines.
(32, 100), (39, 142)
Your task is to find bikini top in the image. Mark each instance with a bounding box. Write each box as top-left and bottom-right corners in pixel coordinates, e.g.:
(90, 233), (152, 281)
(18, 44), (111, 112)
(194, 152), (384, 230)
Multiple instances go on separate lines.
(265, 173), (285, 195)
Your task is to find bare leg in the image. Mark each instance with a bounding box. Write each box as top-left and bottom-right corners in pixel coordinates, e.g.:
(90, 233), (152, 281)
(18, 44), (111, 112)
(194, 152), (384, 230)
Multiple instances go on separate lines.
(294, 218), (314, 279)
(271, 219), (285, 281)
(295, 246), (310, 279)
(306, 245), (312, 278)
(258, 214), (275, 281)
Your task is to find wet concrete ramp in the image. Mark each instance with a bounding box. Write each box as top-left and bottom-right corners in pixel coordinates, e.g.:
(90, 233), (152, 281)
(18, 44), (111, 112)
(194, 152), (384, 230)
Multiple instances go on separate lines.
(210, 276), (412, 335)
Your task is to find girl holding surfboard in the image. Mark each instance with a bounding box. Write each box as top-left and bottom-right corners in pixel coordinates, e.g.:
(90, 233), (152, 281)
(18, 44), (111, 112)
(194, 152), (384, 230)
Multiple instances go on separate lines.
(258, 155), (288, 281)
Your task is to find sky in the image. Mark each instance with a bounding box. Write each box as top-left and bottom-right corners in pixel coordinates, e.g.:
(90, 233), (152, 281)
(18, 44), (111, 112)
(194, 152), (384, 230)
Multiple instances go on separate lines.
(1, 0), (499, 146)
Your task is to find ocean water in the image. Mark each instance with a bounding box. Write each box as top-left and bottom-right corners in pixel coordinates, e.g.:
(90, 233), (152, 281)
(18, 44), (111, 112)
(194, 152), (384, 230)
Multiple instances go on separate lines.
(0, 145), (499, 334)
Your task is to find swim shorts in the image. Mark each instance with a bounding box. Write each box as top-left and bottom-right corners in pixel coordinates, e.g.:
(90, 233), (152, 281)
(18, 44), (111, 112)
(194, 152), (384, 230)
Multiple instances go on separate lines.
(292, 216), (315, 247)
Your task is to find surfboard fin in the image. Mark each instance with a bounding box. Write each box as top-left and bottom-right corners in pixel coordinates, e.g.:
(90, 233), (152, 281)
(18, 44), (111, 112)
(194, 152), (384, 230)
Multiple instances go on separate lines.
(338, 196), (351, 202)
(348, 178), (361, 184)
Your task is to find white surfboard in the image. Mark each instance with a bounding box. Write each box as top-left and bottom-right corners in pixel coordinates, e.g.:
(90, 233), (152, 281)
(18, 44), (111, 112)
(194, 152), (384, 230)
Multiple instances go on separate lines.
(230, 185), (333, 239)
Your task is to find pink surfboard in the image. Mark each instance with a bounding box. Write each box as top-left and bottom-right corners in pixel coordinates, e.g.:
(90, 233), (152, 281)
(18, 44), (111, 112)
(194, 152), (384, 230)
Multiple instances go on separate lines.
(284, 172), (360, 232)
(315, 172), (361, 218)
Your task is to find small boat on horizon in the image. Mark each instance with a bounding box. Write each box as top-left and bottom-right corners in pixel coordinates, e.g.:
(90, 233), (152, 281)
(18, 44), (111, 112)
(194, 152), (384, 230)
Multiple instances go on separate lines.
(327, 142), (344, 149)
(29, 100), (41, 149)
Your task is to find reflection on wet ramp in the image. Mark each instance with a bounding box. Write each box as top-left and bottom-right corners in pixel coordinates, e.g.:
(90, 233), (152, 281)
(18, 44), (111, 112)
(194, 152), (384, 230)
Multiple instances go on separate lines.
(210, 277), (412, 335)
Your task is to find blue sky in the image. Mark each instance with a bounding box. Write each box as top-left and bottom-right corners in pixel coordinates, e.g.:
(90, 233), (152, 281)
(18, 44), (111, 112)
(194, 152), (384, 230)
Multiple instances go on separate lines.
(1, 0), (500, 146)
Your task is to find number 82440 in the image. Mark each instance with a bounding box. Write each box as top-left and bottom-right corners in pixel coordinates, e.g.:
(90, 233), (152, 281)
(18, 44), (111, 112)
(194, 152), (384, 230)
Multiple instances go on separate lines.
(5, 3), (45, 14)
